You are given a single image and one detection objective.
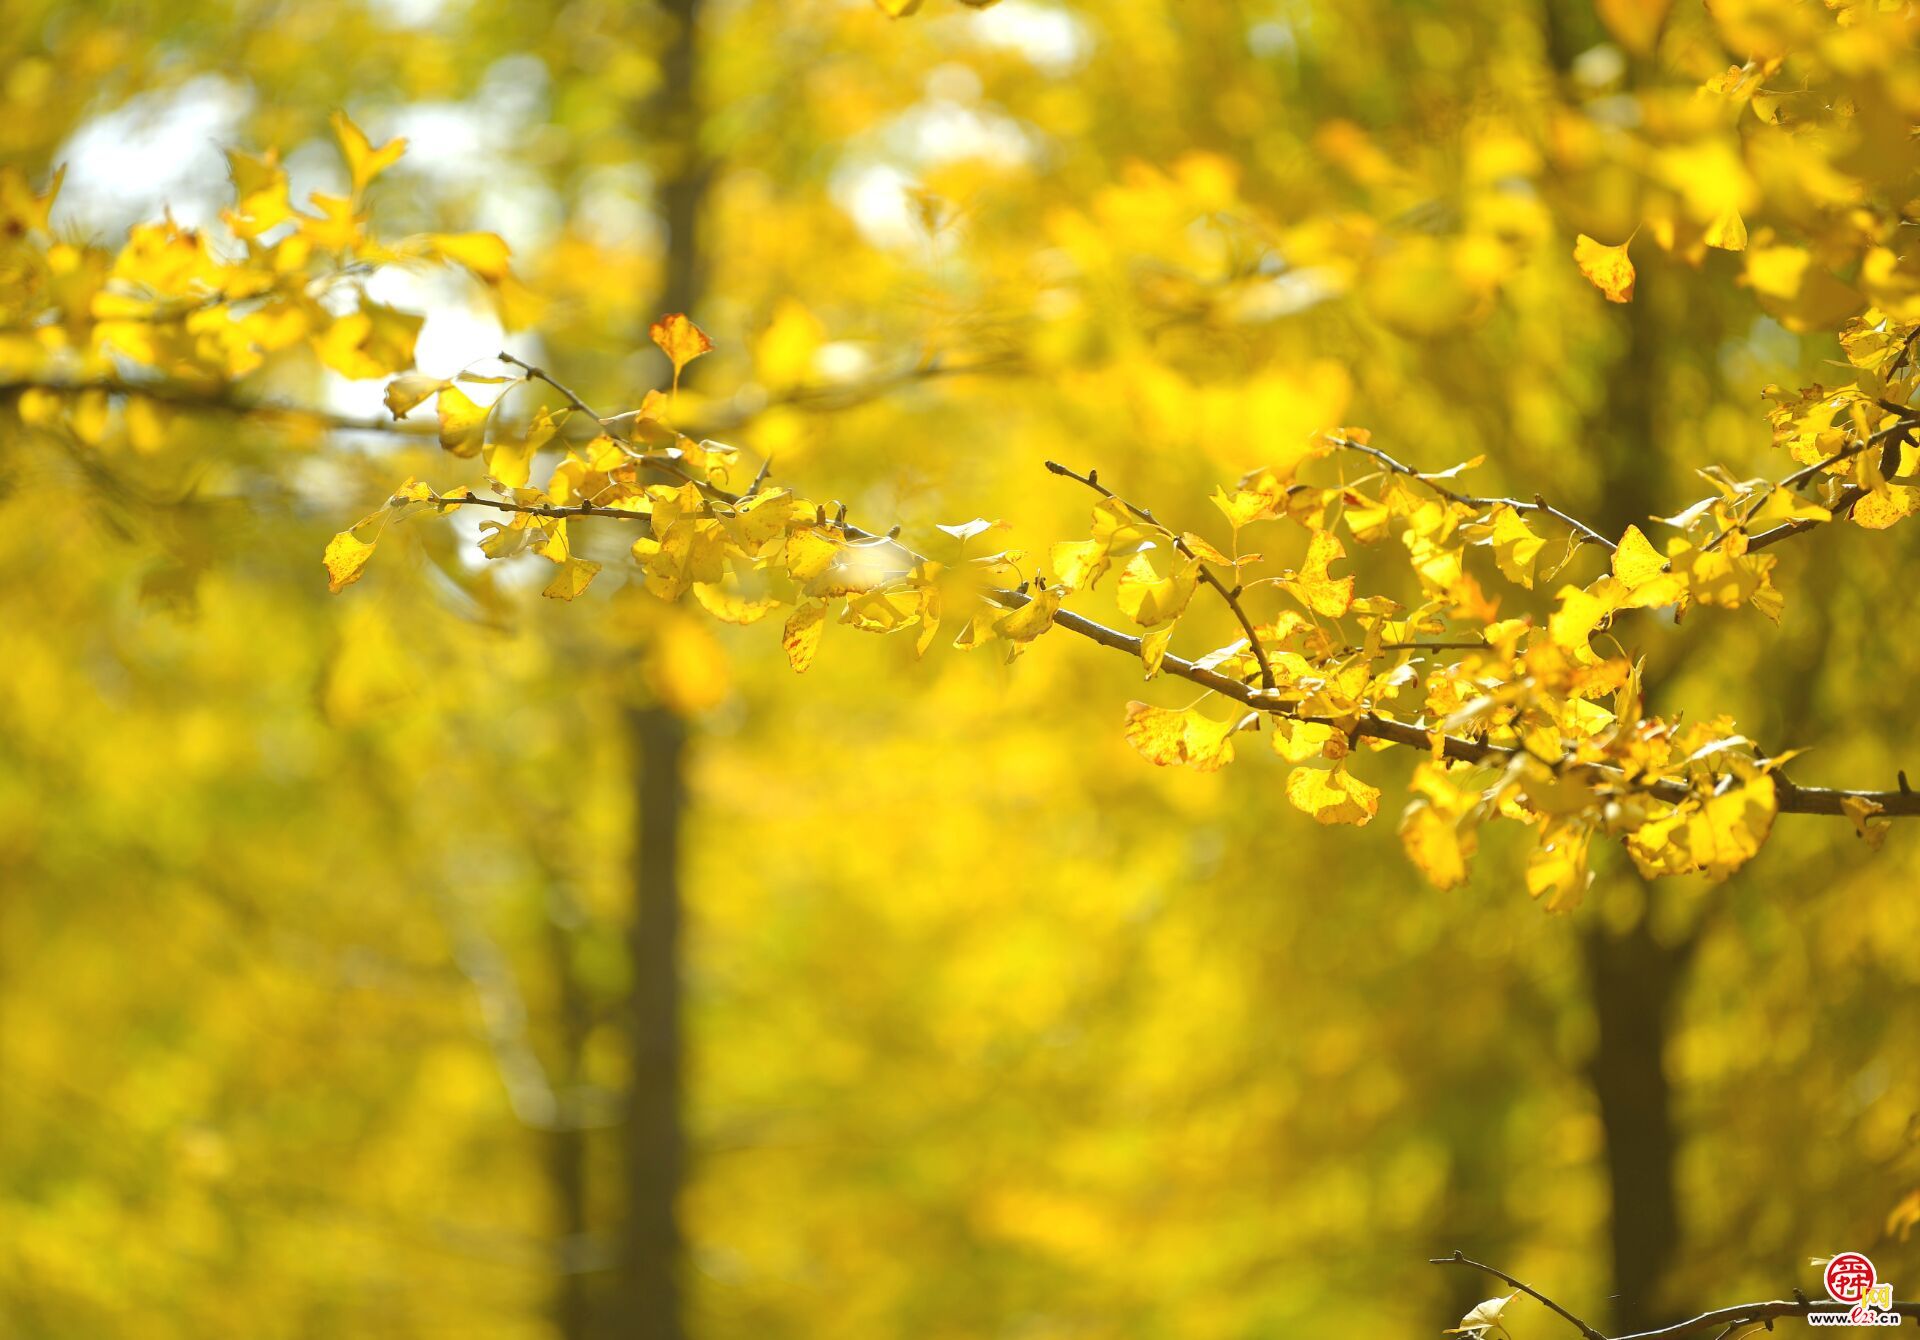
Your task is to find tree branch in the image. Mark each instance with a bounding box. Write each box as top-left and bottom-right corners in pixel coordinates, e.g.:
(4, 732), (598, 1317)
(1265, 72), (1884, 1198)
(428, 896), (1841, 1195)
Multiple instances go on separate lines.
(1431, 1252), (1920, 1340)
(0, 378), (432, 437)
(1042, 458), (1279, 691)
(13, 372), (1920, 821)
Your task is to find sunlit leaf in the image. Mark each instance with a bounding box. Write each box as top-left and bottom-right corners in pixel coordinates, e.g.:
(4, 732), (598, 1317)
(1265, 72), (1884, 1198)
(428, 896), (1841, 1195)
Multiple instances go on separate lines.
(649, 312), (715, 390)
(1574, 233), (1636, 303)
(323, 531), (377, 594)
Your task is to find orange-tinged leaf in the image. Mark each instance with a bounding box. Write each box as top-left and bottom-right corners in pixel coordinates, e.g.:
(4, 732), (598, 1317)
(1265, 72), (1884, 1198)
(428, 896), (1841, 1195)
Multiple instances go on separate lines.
(1574, 234), (1635, 303)
(323, 531), (376, 593)
(1122, 701), (1237, 772)
(783, 601), (829, 672)
(649, 312), (715, 388)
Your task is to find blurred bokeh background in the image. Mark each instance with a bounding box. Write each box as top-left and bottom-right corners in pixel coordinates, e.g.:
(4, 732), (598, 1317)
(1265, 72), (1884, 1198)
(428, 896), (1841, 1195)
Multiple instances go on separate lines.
(4, 1), (1919, 1336)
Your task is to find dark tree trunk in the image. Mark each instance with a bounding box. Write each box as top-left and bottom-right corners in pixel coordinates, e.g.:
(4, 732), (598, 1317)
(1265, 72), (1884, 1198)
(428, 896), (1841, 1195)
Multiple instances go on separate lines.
(549, 910), (593, 1340)
(613, 1), (706, 1335)
(1583, 914), (1690, 1332)
(621, 705), (689, 1340)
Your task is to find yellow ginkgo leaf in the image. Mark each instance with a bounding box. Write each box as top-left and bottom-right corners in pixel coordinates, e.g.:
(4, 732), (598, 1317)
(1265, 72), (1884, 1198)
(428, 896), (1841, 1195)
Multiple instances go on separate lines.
(1051, 538), (1108, 592)
(1402, 803), (1473, 890)
(1704, 207), (1747, 252)
(542, 557), (602, 601)
(1284, 764), (1380, 826)
(315, 301), (421, 379)
(1526, 821), (1593, 910)
(1548, 579), (1624, 656)
(1122, 702), (1238, 772)
(1611, 524), (1684, 608)
(436, 385), (490, 458)
(1842, 795), (1890, 850)
(1139, 625), (1175, 677)
(1282, 530), (1355, 617)
(693, 581), (779, 626)
(1270, 719), (1344, 763)
(995, 587), (1062, 642)
(332, 110), (407, 197)
(873, 0), (925, 14)
(1487, 505), (1544, 588)
(1116, 552), (1200, 627)
(323, 531), (377, 594)
(1180, 531), (1234, 566)
(426, 232), (512, 282)
(383, 374), (449, 420)
(1681, 774), (1776, 880)
(649, 312), (715, 391)
(484, 406), (563, 489)
(1445, 1291), (1518, 1338)
(223, 149), (292, 239)
(1574, 233), (1636, 303)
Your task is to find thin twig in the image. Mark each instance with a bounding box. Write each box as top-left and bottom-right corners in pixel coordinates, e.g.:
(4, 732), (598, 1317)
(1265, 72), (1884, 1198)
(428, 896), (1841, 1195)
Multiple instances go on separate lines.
(1328, 436), (1619, 551)
(1430, 1251), (1606, 1340)
(495, 353), (603, 425)
(428, 492), (650, 523)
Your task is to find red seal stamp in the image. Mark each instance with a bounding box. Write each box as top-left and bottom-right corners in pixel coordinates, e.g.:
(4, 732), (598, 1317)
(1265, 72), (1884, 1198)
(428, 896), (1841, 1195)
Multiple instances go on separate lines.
(1825, 1252), (1877, 1304)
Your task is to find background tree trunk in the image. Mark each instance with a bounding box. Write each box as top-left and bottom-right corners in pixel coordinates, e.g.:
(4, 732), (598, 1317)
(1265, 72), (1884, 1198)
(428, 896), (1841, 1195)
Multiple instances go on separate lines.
(616, 2), (707, 1334)
(622, 705), (689, 1340)
(1583, 916), (1689, 1333)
